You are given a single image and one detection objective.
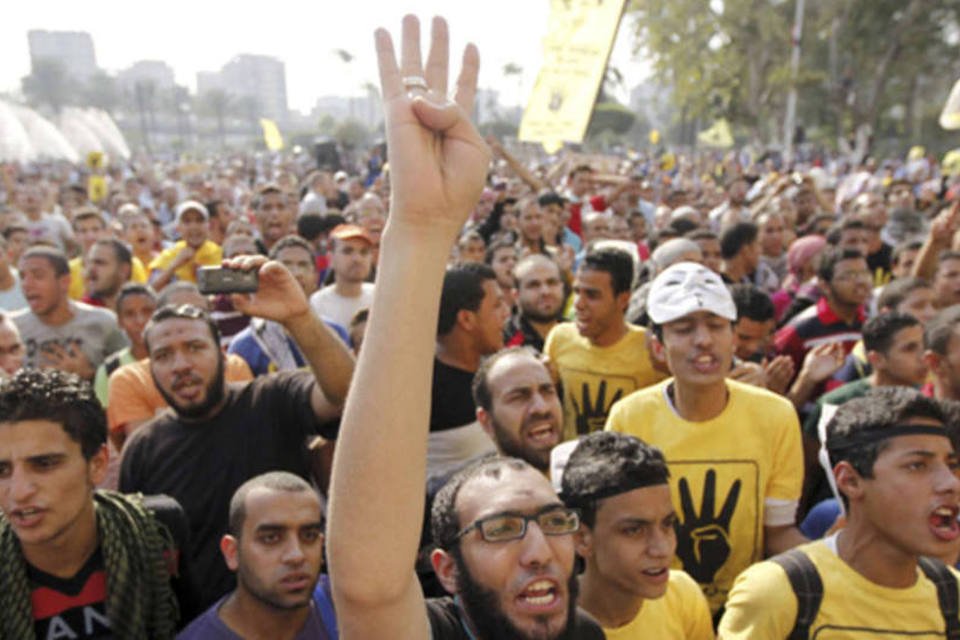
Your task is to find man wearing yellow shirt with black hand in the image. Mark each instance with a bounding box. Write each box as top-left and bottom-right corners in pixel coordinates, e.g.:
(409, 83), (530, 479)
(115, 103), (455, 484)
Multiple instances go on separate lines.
(545, 247), (665, 441)
(605, 261), (807, 618)
(560, 431), (714, 639)
(148, 200), (222, 290)
(719, 387), (960, 638)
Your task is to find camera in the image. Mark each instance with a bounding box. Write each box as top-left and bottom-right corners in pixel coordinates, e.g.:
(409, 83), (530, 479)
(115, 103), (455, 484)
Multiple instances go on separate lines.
(197, 267), (259, 295)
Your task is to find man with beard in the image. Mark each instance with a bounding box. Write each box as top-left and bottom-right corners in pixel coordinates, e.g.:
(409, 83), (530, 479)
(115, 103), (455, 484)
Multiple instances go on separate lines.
(504, 254), (565, 352)
(178, 472), (338, 639)
(473, 346), (563, 473)
(326, 15), (602, 640)
(106, 282), (254, 448)
(119, 255), (355, 610)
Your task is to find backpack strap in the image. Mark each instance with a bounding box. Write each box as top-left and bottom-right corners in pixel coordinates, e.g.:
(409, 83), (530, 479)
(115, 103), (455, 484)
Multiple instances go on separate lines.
(103, 352), (124, 378)
(918, 556), (960, 639)
(770, 548), (823, 640)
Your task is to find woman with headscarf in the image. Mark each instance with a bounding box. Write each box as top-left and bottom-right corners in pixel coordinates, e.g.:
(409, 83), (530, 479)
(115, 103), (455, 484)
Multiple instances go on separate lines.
(772, 234), (827, 324)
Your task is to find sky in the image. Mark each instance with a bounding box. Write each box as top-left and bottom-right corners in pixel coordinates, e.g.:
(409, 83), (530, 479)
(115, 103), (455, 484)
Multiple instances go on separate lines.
(0, 0), (652, 114)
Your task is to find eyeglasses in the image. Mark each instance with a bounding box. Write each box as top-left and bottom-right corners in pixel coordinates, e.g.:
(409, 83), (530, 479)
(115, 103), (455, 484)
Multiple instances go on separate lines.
(455, 506), (581, 543)
(833, 270), (872, 282)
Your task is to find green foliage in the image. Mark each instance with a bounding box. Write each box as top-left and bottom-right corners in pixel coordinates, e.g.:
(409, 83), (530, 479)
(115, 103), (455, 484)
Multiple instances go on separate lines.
(587, 102), (636, 137)
(21, 59), (77, 112)
(479, 119), (519, 139)
(631, 0), (960, 145)
(334, 118), (371, 148)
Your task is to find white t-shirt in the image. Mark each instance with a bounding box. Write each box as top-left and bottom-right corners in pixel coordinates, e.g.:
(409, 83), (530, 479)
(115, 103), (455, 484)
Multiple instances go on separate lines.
(26, 213), (74, 250)
(309, 283), (375, 329)
(0, 270), (27, 312)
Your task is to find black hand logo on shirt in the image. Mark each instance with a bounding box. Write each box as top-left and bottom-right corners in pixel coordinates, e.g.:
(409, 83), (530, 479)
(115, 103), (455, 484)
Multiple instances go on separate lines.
(571, 380), (624, 435)
(675, 469), (741, 585)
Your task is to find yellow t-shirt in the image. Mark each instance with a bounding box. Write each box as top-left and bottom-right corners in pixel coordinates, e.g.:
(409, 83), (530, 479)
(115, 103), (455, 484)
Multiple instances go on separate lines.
(603, 570), (714, 640)
(719, 538), (960, 639)
(69, 255), (149, 300)
(147, 240), (222, 284)
(544, 322), (665, 441)
(605, 378), (803, 614)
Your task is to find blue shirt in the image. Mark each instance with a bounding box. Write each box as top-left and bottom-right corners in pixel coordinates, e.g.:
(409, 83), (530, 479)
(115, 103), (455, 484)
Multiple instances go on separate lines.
(177, 575), (338, 639)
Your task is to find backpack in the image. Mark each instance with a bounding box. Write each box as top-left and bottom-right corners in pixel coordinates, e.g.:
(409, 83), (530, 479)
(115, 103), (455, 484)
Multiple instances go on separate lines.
(772, 548), (960, 639)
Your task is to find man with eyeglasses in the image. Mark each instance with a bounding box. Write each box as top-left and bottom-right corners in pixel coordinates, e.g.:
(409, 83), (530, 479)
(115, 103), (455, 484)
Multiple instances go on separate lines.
(325, 15), (603, 640)
(774, 247), (870, 400)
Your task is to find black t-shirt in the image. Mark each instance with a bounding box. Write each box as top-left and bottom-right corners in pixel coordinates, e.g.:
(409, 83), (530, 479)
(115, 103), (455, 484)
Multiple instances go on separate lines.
(429, 358), (477, 433)
(26, 493), (194, 637)
(426, 597), (606, 639)
(119, 371), (331, 611)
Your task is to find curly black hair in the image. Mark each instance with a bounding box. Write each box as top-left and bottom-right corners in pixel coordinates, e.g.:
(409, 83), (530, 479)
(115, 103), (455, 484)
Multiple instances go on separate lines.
(0, 369), (106, 459)
(559, 431), (669, 528)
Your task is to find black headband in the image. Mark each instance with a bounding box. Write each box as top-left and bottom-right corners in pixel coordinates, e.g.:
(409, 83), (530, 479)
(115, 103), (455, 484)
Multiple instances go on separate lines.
(827, 423), (950, 452)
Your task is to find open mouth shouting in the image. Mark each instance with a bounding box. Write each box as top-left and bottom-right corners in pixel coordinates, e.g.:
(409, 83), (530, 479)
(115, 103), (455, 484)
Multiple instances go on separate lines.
(929, 504), (960, 542)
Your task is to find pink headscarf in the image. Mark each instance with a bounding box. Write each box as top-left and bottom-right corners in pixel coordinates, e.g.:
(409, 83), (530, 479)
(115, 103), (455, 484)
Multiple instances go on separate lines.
(784, 235), (827, 290)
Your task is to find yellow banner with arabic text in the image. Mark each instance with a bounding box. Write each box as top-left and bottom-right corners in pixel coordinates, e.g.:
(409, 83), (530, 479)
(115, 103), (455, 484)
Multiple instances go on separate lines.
(518, 0), (626, 153)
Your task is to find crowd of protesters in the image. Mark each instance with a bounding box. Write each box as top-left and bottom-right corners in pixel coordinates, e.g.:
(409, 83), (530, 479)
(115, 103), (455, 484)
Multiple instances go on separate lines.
(2, 14), (960, 640)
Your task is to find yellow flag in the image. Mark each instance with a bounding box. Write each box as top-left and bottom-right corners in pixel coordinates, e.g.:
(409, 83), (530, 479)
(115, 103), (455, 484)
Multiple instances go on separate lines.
(259, 118), (285, 151)
(697, 119), (734, 149)
(941, 78), (960, 130)
(943, 149), (960, 177)
(86, 151), (104, 170)
(649, 129), (661, 145)
(518, 0), (627, 152)
(88, 175), (107, 203)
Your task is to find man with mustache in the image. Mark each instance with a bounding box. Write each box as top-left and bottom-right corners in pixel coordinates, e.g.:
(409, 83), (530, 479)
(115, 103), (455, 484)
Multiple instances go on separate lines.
(119, 255), (355, 611)
(473, 346), (563, 473)
(326, 15), (603, 640)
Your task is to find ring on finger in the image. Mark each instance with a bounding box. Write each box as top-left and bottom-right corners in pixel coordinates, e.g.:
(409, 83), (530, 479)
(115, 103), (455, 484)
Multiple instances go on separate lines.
(402, 75), (428, 91)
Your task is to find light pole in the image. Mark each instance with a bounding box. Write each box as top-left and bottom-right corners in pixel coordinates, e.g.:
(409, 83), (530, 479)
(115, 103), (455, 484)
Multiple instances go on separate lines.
(783, 0), (805, 165)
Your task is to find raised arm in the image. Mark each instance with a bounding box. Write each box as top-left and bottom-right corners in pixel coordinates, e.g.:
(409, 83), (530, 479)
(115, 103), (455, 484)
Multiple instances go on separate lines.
(327, 16), (490, 640)
(226, 254), (356, 420)
(912, 200), (960, 281)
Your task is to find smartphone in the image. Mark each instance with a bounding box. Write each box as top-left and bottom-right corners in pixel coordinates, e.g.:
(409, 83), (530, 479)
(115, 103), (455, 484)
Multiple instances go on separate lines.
(197, 267), (259, 295)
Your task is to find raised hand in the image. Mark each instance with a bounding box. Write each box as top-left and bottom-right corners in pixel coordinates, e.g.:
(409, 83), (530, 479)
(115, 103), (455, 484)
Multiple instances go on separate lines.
(799, 342), (845, 384)
(224, 255), (310, 326)
(40, 340), (94, 380)
(764, 355), (795, 394)
(375, 16), (491, 237)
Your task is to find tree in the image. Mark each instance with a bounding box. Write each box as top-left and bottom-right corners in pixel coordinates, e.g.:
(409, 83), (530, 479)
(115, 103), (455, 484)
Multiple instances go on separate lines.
(22, 59), (77, 113)
(80, 72), (120, 114)
(630, 0), (960, 147)
(198, 89), (234, 149)
(587, 102), (637, 138)
(334, 118), (371, 149)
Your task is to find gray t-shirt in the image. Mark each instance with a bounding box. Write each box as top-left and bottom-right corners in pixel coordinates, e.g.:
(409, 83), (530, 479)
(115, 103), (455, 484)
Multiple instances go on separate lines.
(11, 301), (128, 371)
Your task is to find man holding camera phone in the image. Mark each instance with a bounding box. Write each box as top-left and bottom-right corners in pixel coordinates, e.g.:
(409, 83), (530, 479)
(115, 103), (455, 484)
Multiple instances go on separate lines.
(119, 254), (355, 611)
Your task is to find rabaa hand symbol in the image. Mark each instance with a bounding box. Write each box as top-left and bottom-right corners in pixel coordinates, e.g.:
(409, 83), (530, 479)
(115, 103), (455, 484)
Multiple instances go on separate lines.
(675, 469), (741, 585)
(571, 380), (624, 436)
(374, 15), (490, 237)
